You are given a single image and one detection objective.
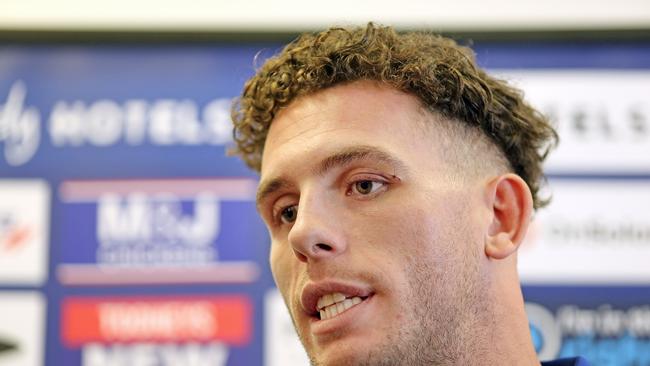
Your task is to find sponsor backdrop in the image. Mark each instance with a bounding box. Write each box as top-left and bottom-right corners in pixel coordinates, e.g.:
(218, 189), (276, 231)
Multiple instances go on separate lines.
(0, 40), (649, 365)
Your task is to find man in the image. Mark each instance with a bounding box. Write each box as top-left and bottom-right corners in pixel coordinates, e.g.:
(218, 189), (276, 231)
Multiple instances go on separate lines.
(231, 23), (589, 366)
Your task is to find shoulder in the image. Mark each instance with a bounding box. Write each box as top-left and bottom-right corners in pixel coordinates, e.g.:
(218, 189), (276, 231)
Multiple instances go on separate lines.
(541, 357), (590, 366)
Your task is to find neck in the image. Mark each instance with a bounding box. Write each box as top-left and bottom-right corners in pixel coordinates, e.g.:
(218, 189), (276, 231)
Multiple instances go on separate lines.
(475, 255), (540, 366)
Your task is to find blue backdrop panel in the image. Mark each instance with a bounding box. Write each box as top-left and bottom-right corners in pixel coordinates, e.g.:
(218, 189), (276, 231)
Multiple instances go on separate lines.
(1, 40), (649, 366)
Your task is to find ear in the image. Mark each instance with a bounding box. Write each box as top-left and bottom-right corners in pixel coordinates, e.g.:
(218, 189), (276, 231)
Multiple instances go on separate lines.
(484, 173), (534, 260)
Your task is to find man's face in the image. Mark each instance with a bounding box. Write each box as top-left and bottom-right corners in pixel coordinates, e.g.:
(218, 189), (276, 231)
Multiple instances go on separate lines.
(257, 81), (495, 365)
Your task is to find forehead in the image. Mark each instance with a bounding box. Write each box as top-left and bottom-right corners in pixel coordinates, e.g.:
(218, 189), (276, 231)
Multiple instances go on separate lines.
(260, 81), (435, 178)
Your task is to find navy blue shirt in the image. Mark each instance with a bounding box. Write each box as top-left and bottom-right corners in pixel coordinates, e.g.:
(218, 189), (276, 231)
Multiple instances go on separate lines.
(542, 357), (590, 366)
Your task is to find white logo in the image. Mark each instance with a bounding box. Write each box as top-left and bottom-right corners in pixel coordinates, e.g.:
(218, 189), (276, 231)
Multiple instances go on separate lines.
(98, 193), (219, 247)
(0, 81), (41, 166)
(49, 98), (233, 147)
(0, 292), (46, 366)
(1, 81), (234, 166)
(498, 70), (650, 173)
(0, 180), (50, 285)
(520, 180), (650, 284)
(96, 193), (219, 265)
(82, 342), (229, 366)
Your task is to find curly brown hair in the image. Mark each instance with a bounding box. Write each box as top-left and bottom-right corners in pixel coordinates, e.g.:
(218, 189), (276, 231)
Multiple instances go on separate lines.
(231, 23), (558, 209)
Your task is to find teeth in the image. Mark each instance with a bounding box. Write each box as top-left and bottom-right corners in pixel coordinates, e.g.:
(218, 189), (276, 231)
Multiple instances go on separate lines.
(317, 294), (332, 310)
(336, 302), (345, 313)
(317, 292), (347, 310)
(317, 295), (364, 320)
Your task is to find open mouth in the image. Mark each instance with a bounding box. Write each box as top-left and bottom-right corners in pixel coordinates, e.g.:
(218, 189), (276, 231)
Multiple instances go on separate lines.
(315, 292), (370, 320)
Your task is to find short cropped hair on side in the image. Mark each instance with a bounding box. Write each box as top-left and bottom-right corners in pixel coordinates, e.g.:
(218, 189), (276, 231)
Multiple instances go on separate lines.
(231, 23), (558, 209)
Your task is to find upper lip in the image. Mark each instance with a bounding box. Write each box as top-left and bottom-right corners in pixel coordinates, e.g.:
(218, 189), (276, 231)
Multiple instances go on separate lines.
(300, 281), (373, 316)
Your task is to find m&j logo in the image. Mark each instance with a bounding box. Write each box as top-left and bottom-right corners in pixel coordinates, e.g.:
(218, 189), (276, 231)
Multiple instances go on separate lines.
(56, 178), (262, 286)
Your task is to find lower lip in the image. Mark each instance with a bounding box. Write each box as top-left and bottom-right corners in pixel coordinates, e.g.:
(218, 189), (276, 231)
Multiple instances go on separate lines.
(309, 295), (374, 336)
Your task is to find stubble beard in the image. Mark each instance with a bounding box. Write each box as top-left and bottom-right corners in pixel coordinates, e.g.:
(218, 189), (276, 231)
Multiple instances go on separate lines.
(304, 244), (490, 366)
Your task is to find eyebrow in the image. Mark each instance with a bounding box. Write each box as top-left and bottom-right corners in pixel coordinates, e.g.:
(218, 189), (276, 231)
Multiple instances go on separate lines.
(255, 145), (408, 208)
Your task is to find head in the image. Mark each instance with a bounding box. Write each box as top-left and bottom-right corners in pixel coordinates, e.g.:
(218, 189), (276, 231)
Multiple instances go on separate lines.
(232, 24), (557, 365)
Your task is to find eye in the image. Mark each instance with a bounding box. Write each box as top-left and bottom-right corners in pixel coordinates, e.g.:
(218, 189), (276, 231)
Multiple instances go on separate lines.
(279, 205), (298, 224)
(349, 179), (386, 196)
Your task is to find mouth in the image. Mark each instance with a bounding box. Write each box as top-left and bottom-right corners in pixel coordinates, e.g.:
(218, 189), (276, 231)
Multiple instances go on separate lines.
(316, 292), (368, 320)
(301, 282), (373, 322)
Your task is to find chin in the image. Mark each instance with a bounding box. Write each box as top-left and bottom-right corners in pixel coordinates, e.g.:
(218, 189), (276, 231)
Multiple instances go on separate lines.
(305, 334), (379, 366)
(310, 348), (365, 366)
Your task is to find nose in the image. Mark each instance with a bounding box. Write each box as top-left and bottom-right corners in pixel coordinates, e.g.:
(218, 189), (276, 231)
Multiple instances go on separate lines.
(287, 194), (347, 263)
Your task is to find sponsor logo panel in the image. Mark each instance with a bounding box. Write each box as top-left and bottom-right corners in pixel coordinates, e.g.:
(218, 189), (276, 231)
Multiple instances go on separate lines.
(61, 295), (252, 366)
(520, 179), (650, 284)
(56, 179), (261, 286)
(0, 292), (46, 366)
(1, 80), (234, 167)
(5, 70), (647, 172)
(527, 301), (650, 366)
(498, 70), (650, 173)
(0, 179), (50, 285)
(62, 296), (252, 346)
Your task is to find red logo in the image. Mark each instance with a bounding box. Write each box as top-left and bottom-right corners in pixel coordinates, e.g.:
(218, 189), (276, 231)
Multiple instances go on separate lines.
(61, 295), (252, 347)
(0, 213), (32, 252)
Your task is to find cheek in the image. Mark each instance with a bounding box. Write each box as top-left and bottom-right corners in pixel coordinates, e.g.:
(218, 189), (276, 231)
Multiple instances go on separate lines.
(368, 193), (472, 264)
(269, 243), (293, 295)
(351, 201), (441, 275)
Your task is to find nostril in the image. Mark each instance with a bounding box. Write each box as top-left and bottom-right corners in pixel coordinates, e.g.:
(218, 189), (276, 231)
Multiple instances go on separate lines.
(293, 249), (308, 262)
(315, 243), (332, 251)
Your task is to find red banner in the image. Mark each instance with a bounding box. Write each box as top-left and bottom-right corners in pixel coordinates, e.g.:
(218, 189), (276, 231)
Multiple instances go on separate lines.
(62, 295), (252, 347)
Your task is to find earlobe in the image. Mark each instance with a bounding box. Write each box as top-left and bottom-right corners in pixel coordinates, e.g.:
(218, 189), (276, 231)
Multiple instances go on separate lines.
(485, 232), (516, 259)
(483, 174), (534, 260)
